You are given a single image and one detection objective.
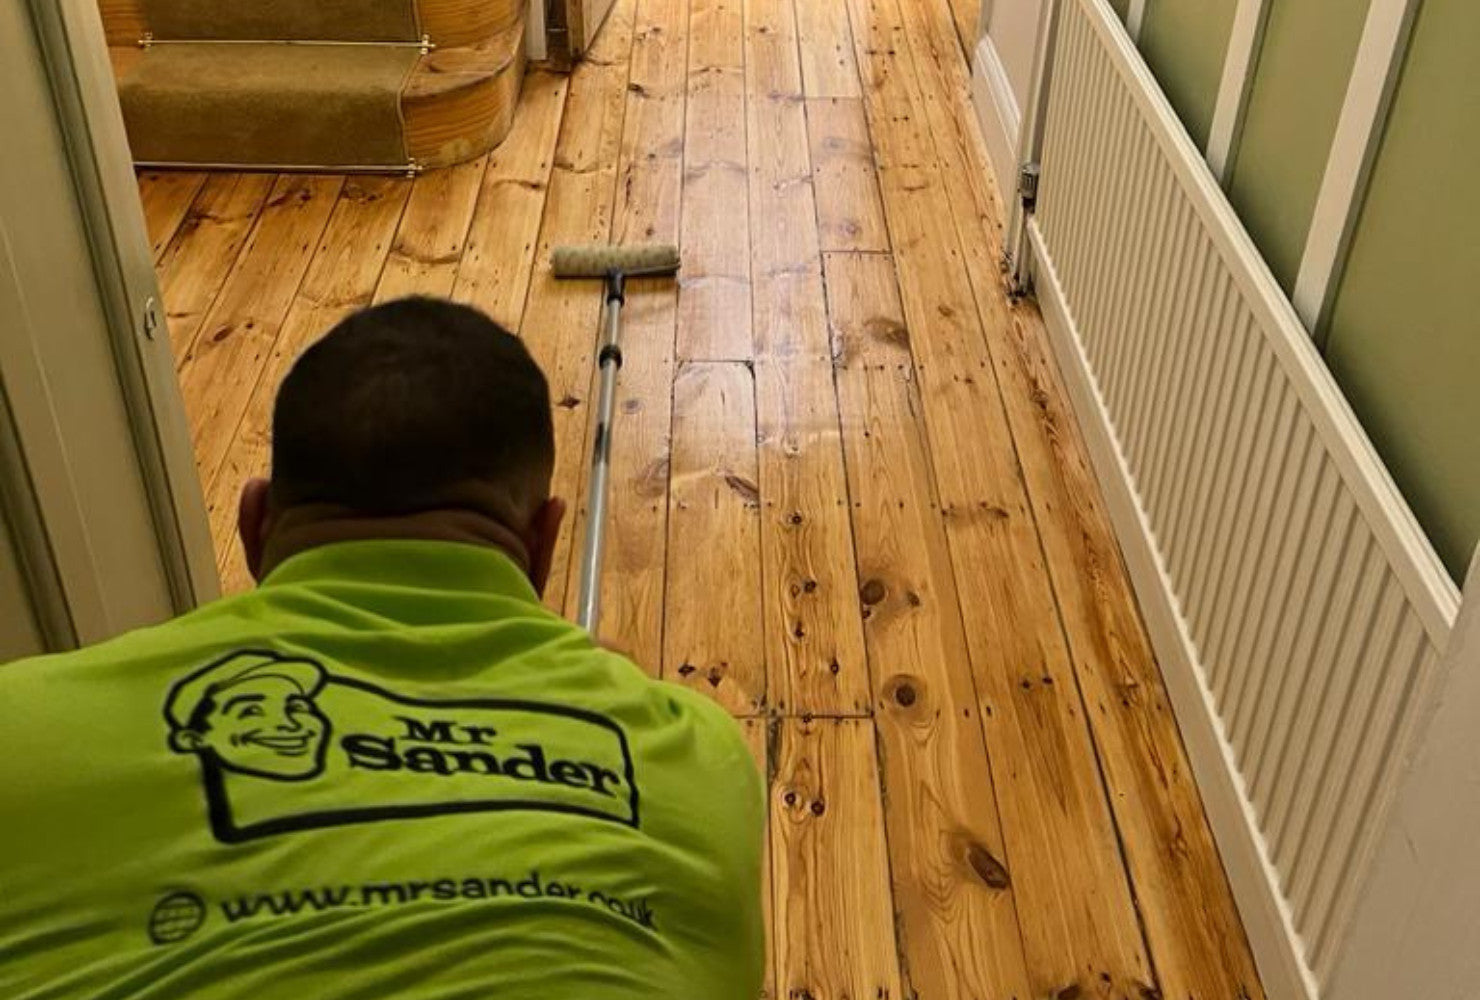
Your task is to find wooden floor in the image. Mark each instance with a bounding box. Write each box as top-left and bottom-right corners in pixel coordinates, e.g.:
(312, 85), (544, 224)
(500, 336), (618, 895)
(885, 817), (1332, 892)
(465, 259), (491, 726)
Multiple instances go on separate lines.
(138, 0), (1266, 995)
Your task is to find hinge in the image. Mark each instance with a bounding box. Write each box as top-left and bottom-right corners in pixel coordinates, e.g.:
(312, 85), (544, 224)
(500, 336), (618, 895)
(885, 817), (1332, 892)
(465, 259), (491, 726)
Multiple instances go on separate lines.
(1017, 162), (1041, 213)
(419, 34), (434, 54)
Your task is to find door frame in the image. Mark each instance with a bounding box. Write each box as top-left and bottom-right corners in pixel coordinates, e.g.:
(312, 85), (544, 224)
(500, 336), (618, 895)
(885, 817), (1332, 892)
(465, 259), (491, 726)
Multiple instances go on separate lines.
(1, 0), (217, 654)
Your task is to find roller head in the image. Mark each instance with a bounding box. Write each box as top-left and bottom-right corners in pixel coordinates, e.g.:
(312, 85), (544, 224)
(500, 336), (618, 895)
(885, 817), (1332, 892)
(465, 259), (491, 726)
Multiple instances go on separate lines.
(551, 243), (681, 278)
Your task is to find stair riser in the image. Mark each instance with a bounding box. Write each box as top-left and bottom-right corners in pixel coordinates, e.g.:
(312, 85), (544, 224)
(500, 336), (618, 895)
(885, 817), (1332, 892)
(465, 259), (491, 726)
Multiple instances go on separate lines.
(140, 0), (419, 44)
(119, 45), (417, 169)
(99, 0), (521, 47)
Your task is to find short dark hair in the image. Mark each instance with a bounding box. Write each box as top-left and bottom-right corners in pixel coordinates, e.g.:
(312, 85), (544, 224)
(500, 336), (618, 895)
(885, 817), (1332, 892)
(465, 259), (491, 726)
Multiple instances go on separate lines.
(271, 297), (554, 515)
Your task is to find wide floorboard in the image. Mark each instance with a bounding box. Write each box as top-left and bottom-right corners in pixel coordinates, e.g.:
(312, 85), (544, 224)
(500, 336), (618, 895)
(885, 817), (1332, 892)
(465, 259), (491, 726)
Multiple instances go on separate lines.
(139, 0), (1265, 994)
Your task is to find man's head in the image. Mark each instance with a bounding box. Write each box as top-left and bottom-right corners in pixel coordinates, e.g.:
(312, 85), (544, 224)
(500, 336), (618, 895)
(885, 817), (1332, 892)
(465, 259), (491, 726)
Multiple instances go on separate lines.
(166, 652), (330, 780)
(238, 298), (564, 588)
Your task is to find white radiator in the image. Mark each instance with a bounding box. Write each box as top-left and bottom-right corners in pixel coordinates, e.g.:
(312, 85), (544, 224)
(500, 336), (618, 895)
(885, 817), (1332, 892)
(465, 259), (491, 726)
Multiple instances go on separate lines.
(1017, 0), (1461, 994)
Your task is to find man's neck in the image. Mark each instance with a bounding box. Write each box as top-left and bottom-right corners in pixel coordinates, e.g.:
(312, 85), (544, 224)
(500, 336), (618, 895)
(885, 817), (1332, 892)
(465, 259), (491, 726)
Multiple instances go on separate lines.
(259, 506), (531, 582)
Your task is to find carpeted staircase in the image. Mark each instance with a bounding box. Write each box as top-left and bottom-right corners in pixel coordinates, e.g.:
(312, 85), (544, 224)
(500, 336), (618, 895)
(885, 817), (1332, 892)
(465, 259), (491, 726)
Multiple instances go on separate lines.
(101, 0), (526, 171)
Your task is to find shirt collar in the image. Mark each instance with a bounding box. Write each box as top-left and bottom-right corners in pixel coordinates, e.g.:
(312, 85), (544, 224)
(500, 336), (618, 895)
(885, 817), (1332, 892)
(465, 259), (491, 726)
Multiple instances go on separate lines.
(260, 539), (541, 604)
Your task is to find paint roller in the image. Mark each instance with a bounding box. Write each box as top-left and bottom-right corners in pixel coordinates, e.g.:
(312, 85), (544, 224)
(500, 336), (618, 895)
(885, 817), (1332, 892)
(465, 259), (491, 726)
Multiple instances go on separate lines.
(552, 243), (681, 634)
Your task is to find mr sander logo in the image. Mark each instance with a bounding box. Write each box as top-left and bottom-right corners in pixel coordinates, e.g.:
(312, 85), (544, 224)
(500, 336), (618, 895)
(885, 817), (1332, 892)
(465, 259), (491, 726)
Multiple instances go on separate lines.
(164, 651), (640, 843)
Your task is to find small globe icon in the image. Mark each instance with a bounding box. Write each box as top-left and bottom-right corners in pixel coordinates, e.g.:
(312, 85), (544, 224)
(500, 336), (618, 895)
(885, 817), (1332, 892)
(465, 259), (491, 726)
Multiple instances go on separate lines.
(149, 891), (206, 944)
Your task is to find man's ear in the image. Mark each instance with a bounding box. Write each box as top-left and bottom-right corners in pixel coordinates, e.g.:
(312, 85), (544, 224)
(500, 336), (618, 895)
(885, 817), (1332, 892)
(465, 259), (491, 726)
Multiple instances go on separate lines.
(170, 730), (206, 753)
(238, 477), (272, 581)
(525, 497), (567, 597)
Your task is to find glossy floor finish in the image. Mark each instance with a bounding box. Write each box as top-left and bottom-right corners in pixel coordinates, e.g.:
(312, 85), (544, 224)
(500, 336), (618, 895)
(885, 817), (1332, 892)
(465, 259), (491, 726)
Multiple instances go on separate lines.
(139, 0), (1265, 994)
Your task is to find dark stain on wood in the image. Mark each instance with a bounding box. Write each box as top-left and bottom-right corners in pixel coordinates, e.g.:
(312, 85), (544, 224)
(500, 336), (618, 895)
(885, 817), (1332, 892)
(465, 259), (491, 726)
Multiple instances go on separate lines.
(864, 315), (909, 347)
(965, 841), (1011, 890)
(635, 457), (669, 499)
(723, 472), (760, 504)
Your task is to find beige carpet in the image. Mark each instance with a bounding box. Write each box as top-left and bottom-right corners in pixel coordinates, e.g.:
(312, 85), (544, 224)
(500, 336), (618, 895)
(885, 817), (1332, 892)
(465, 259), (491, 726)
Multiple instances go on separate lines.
(141, 0), (419, 43)
(118, 43), (419, 168)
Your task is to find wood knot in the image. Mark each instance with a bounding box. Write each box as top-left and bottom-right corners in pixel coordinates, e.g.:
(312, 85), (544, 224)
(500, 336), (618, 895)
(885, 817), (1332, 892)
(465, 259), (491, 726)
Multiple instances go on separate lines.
(859, 578), (887, 605)
(809, 799), (825, 816)
(677, 663), (695, 677)
(1055, 985), (1082, 1000)
(884, 674), (922, 709)
(966, 842), (1011, 890)
(788, 511), (804, 525)
(557, 394), (581, 409)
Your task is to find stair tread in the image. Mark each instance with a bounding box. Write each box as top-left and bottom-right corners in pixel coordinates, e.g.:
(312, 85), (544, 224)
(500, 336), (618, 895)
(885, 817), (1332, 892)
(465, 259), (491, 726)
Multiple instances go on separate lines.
(110, 22), (527, 169)
(118, 42), (421, 97)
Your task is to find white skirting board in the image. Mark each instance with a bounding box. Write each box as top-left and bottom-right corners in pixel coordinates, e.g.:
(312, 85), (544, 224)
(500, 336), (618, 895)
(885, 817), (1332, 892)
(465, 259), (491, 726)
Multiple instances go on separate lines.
(1026, 223), (1318, 1000)
(971, 34), (1021, 203)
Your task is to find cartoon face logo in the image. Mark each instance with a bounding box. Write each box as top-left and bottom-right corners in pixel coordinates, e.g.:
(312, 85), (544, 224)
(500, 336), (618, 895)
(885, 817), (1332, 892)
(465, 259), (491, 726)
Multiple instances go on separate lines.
(165, 652), (331, 781)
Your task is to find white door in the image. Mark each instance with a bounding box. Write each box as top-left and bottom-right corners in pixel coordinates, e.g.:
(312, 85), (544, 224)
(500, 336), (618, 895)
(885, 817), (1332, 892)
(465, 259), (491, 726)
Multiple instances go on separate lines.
(0, 0), (217, 657)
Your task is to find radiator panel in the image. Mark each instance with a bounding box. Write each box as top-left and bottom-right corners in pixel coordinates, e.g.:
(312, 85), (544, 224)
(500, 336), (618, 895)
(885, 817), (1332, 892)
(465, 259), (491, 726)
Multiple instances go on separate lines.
(1027, 0), (1458, 987)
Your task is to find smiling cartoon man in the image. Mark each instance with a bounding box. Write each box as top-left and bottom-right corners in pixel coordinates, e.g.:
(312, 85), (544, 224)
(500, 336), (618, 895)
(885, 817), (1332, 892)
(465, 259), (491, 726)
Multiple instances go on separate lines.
(166, 652), (331, 781)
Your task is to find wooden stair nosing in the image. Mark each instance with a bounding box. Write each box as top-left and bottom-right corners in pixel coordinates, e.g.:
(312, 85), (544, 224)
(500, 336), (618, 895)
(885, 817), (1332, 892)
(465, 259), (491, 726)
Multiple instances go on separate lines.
(403, 22), (529, 168)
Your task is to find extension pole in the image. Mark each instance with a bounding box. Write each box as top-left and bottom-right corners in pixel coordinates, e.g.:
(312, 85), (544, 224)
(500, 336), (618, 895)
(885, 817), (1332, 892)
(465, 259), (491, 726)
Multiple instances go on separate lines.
(575, 271), (626, 633)
(549, 242), (679, 637)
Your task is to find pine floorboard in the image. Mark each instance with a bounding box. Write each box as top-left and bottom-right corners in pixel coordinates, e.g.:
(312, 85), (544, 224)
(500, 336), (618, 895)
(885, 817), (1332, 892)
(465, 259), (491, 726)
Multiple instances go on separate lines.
(139, 0), (1265, 993)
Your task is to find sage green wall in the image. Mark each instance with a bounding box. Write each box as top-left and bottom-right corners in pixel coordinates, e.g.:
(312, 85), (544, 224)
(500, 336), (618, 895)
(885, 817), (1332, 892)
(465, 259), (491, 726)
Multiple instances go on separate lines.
(1102, 0), (1476, 576)
(1324, 0), (1480, 578)
(1225, 0), (1370, 293)
(1108, 0), (1128, 20)
(1138, 0), (1239, 146)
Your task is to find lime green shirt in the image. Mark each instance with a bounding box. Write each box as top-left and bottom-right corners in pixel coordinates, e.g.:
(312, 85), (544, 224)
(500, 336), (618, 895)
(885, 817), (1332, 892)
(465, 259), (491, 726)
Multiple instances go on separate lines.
(0, 541), (765, 999)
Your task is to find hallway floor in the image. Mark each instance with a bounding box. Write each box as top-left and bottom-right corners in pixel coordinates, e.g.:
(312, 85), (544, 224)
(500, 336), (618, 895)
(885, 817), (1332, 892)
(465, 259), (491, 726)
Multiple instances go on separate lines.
(137, 0), (1265, 994)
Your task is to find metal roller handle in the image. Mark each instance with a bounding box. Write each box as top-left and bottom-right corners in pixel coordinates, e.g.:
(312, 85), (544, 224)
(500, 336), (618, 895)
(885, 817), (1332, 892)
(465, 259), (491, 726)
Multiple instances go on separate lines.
(575, 272), (626, 634)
